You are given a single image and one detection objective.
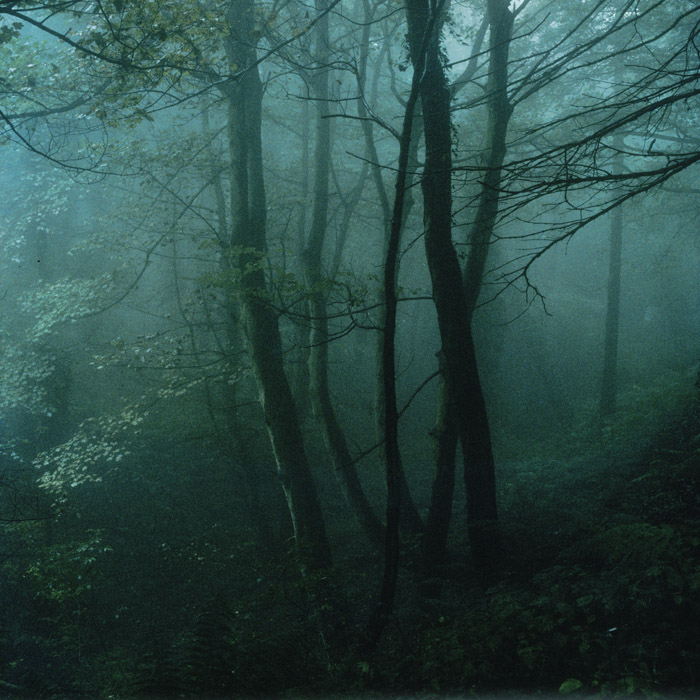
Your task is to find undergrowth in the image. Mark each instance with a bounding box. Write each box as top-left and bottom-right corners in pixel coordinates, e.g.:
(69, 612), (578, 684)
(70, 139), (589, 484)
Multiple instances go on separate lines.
(3, 371), (700, 699)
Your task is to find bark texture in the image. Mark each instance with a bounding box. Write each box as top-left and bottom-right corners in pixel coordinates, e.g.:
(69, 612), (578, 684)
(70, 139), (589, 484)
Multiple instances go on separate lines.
(224, 0), (331, 572)
(405, 0), (500, 574)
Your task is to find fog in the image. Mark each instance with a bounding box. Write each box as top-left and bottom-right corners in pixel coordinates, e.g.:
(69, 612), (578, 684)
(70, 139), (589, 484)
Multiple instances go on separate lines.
(1, 1), (699, 698)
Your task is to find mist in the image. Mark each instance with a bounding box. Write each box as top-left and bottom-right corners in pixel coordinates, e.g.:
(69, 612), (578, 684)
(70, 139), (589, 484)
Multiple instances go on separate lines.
(1, 1), (699, 698)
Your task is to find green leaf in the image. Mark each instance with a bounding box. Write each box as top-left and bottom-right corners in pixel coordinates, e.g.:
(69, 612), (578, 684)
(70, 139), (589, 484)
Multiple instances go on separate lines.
(559, 678), (583, 695)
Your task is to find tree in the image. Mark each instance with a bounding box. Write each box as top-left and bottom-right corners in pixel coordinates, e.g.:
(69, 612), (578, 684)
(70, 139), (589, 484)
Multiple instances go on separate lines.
(4, 2), (700, 691)
(421, 0), (508, 574)
(405, 0), (501, 574)
(365, 0), (436, 647)
(599, 134), (624, 426)
(0, 0), (181, 168)
(214, 0), (332, 572)
(297, 0), (386, 548)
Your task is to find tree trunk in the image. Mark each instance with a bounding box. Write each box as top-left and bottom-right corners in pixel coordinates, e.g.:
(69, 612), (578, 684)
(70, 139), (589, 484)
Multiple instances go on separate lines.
(302, 0), (385, 548)
(356, 1), (425, 537)
(371, 114), (426, 538)
(422, 366), (458, 572)
(406, 0), (500, 575)
(223, 0), (331, 572)
(202, 106), (288, 553)
(600, 135), (624, 425)
(422, 6), (496, 574)
(290, 99), (312, 407)
(463, 0), (513, 311)
(364, 3), (432, 649)
(459, 0), (510, 573)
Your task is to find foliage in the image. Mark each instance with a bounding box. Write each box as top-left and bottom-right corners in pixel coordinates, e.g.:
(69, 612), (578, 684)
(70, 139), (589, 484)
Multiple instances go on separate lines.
(25, 529), (113, 605)
(35, 405), (145, 500)
(19, 275), (122, 339)
(1, 0), (700, 698)
(0, 343), (59, 417)
(363, 484), (700, 695)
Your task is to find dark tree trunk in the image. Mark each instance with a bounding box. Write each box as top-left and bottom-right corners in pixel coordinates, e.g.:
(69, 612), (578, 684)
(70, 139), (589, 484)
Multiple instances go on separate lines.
(290, 99), (312, 407)
(356, 1), (425, 537)
(423, 368), (458, 572)
(223, 0), (331, 573)
(463, 0), (513, 311)
(202, 107), (285, 553)
(600, 135), (624, 424)
(301, 0), (386, 549)
(364, 3), (432, 649)
(406, 0), (500, 575)
(422, 7), (493, 574)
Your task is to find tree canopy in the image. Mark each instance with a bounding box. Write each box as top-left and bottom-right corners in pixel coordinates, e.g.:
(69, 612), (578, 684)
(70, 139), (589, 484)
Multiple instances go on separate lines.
(2, 0), (700, 696)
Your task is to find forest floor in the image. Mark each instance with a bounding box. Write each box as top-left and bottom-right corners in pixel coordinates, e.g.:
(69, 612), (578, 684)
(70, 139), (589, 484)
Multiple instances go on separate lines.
(142, 389), (700, 700)
(340, 394), (700, 699)
(102, 386), (700, 700)
(9, 384), (699, 700)
(234, 378), (698, 700)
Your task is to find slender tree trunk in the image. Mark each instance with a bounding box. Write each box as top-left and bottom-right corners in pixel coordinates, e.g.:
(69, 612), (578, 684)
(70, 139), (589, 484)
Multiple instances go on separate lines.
(223, 0), (331, 572)
(600, 135), (624, 425)
(422, 7), (494, 574)
(371, 115), (426, 538)
(406, 0), (500, 575)
(201, 107), (287, 553)
(463, 0), (513, 310)
(356, 1), (424, 535)
(301, 0), (386, 548)
(459, 0), (510, 573)
(364, 11), (428, 648)
(290, 100), (312, 406)
(422, 366), (458, 571)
